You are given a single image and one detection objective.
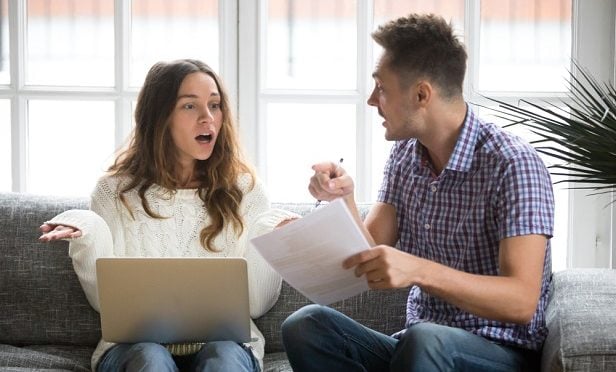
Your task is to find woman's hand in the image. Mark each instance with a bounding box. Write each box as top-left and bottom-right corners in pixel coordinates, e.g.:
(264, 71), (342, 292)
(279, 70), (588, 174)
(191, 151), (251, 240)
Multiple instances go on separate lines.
(275, 217), (299, 228)
(39, 223), (82, 242)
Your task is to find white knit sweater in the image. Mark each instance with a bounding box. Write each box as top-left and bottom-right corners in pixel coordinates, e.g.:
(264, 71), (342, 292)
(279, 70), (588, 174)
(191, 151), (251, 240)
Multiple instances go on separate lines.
(46, 173), (297, 371)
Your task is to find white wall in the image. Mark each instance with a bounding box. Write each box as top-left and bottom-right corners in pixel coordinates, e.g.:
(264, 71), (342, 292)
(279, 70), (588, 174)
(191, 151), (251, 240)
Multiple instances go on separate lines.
(568, 0), (616, 269)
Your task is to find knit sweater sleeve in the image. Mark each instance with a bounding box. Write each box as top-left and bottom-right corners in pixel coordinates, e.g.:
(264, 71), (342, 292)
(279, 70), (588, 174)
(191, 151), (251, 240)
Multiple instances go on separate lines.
(45, 176), (120, 311)
(240, 176), (300, 318)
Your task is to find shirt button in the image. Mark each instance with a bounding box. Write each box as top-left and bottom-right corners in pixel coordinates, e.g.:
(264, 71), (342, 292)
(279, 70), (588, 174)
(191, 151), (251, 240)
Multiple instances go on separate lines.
(431, 185), (437, 193)
(424, 223), (431, 230)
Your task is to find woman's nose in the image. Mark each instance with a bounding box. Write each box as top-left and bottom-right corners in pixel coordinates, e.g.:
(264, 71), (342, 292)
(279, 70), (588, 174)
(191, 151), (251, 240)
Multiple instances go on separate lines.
(199, 109), (214, 123)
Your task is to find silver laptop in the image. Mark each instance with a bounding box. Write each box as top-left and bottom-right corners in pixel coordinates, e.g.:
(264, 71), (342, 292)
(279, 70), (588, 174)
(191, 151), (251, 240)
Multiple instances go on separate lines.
(96, 257), (251, 344)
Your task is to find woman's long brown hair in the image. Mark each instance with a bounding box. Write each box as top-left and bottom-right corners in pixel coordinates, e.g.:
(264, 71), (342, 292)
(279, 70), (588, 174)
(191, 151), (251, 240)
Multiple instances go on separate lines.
(108, 59), (254, 252)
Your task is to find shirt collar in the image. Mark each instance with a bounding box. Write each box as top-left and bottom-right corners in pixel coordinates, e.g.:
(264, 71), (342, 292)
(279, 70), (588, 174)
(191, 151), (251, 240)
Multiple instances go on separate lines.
(445, 105), (480, 173)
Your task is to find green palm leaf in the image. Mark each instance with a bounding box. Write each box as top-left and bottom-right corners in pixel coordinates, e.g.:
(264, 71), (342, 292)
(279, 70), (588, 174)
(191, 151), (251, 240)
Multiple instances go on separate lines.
(484, 61), (616, 196)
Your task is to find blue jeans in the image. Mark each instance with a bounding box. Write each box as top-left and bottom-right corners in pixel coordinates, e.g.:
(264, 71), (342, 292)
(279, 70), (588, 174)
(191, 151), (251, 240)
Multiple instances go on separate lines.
(282, 304), (539, 372)
(97, 341), (260, 372)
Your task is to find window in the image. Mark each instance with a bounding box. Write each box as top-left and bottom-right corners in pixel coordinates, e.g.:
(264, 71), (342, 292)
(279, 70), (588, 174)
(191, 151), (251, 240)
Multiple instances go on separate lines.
(0, 0), (8, 191)
(478, 0), (572, 92)
(0, 0), (233, 195)
(0, 0), (9, 84)
(242, 0), (572, 203)
(0, 99), (9, 191)
(2, 0), (615, 270)
(130, 0), (220, 87)
(240, 0), (577, 271)
(27, 100), (115, 195)
(26, 1), (114, 86)
(477, 0), (572, 272)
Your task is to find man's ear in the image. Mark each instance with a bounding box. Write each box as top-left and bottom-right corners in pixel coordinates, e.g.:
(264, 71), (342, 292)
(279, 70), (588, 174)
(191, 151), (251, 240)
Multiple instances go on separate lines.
(416, 81), (432, 106)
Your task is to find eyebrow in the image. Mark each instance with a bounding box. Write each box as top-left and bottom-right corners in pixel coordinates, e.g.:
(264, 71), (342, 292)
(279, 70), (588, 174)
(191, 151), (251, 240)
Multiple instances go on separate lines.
(176, 92), (220, 100)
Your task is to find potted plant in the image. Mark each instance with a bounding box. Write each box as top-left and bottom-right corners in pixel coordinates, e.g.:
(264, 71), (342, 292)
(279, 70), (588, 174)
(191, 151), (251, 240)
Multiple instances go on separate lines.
(486, 62), (616, 197)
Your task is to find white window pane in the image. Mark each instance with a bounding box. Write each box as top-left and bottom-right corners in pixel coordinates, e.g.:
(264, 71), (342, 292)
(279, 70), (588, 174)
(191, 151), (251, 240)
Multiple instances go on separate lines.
(0, 0), (8, 84)
(265, 103), (356, 203)
(370, 110), (392, 201)
(0, 99), (10, 191)
(479, 0), (572, 92)
(26, 0), (114, 87)
(265, 0), (357, 90)
(130, 0), (219, 87)
(28, 100), (115, 196)
(374, 0), (464, 33)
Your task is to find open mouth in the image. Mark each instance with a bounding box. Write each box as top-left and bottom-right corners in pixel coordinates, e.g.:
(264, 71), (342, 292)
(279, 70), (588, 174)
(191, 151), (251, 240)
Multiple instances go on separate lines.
(195, 133), (213, 143)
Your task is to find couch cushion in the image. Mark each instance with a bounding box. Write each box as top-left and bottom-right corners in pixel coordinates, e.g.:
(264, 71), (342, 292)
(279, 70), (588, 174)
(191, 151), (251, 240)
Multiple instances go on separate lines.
(262, 351), (291, 372)
(0, 193), (100, 346)
(0, 344), (92, 371)
(541, 269), (616, 371)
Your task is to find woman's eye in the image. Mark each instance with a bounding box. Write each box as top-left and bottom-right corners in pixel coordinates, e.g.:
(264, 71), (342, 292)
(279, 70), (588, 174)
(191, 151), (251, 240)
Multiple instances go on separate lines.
(183, 103), (195, 110)
(209, 102), (221, 110)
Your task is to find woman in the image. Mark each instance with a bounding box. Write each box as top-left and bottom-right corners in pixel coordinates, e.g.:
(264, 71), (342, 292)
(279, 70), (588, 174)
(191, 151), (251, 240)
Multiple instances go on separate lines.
(39, 59), (296, 372)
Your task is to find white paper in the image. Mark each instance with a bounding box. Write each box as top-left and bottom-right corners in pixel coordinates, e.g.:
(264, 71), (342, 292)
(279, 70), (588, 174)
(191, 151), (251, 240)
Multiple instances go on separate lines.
(250, 199), (371, 305)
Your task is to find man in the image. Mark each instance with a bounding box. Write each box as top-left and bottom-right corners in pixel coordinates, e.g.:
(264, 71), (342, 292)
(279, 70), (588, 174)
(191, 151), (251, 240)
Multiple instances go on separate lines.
(282, 13), (554, 371)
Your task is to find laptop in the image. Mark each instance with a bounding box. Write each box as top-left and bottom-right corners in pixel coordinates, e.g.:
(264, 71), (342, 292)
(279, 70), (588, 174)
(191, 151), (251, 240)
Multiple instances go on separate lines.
(96, 257), (251, 344)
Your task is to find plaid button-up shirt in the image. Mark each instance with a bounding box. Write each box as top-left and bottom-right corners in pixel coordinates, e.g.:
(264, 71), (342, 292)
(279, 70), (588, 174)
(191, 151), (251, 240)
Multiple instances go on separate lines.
(378, 106), (554, 350)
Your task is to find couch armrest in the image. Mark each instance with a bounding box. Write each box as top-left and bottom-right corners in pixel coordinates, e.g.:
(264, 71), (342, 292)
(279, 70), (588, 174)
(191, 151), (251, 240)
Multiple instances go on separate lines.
(541, 269), (616, 372)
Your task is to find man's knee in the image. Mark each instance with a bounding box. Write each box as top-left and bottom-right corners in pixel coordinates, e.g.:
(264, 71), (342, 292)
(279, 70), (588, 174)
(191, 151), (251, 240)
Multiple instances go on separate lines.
(392, 323), (469, 370)
(398, 323), (461, 352)
(403, 323), (445, 340)
(282, 304), (347, 351)
(282, 304), (329, 337)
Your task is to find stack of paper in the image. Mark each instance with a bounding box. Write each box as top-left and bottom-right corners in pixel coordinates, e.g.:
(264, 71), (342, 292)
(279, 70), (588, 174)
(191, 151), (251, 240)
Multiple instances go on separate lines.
(250, 199), (372, 305)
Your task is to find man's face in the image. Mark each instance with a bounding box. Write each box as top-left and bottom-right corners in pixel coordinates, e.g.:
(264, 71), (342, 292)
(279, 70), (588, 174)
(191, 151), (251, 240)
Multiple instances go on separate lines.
(367, 55), (422, 141)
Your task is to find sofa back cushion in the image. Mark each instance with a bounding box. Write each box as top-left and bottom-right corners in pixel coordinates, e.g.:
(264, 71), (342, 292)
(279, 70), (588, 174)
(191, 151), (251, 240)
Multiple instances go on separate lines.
(0, 192), (101, 346)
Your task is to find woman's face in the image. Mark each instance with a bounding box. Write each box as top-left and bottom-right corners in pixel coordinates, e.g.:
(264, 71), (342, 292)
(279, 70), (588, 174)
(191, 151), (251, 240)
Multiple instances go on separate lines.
(169, 72), (223, 175)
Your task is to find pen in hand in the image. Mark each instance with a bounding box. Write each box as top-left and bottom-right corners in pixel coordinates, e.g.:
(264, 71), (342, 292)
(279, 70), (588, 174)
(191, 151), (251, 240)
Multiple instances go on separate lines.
(314, 158), (344, 209)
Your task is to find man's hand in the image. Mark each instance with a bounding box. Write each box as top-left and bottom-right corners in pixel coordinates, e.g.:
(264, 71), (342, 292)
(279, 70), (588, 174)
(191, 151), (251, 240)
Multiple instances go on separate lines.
(39, 223), (82, 242)
(308, 161), (354, 202)
(343, 245), (424, 289)
(342, 235), (548, 325)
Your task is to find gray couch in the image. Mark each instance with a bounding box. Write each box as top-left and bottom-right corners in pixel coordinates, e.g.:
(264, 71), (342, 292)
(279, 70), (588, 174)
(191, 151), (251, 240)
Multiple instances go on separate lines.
(1, 192), (615, 371)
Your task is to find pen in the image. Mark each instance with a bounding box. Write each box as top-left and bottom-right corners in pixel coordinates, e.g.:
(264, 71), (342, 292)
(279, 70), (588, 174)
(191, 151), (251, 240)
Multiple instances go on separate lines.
(314, 158), (344, 209)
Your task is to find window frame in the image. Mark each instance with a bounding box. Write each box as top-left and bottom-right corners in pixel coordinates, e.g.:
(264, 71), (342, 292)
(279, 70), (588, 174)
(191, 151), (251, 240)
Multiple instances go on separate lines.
(1, 0), (239, 192)
(238, 0), (616, 270)
(2, 0), (615, 269)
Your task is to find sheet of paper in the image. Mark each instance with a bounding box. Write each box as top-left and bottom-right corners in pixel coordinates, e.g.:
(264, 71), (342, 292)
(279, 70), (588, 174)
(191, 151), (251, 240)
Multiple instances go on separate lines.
(250, 199), (371, 305)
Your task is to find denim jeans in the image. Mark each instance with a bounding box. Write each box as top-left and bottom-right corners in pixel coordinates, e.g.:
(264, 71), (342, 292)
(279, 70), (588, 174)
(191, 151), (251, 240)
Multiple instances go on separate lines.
(281, 304), (539, 372)
(97, 341), (260, 372)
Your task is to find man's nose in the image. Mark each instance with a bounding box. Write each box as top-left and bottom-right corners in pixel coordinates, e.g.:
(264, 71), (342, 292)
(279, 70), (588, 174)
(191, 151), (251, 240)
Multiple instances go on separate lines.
(367, 90), (378, 106)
